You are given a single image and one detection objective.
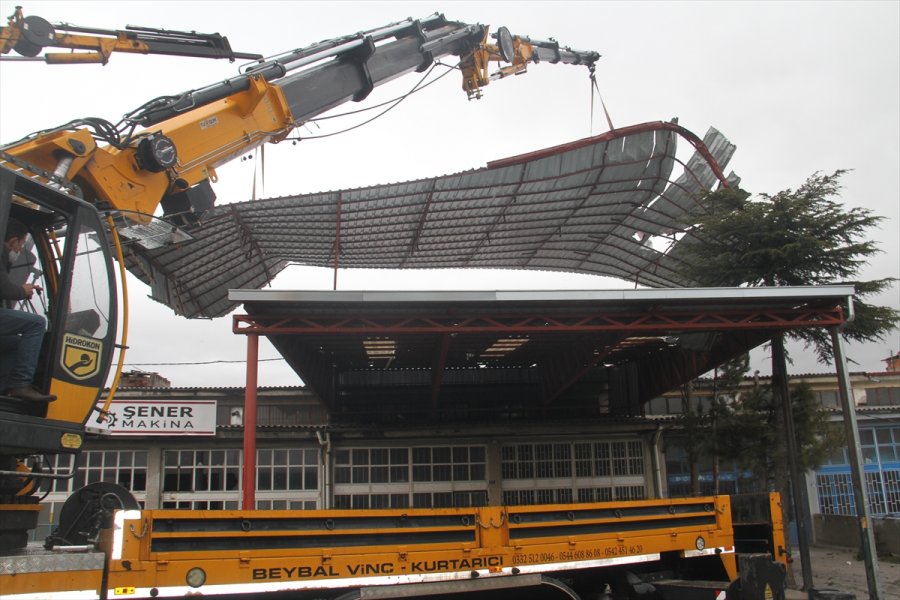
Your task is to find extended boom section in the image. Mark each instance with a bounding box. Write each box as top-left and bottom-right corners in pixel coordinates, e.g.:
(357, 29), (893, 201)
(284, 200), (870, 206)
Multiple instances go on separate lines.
(89, 497), (738, 598)
(1, 6), (262, 63)
(1, 14), (598, 224)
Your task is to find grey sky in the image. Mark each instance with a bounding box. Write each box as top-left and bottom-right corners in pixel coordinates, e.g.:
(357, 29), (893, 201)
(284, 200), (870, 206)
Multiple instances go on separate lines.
(1, 0), (897, 386)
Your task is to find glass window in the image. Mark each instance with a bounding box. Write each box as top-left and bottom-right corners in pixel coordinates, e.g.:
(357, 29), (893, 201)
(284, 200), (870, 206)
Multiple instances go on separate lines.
(352, 466), (369, 484)
(577, 487), (613, 503)
(615, 485), (646, 501)
(612, 441), (628, 476)
(574, 443), (592, 477)
(409, 445), (485, 483)
(554, 444), (572, 477)
(866, 387), (900, 406)
(257, 447), (318, 491)
(165, 449), (242, 492)
(818, 391), (839, 408)
(879, 446), (897, 462)
(336, 448), (415, 484)
(863, 447), (878, 464)
(60, 451), (148, 494)
(825, 446), (848, 466)
(333, 445), (486, 509)
(335, 466), (351, 484)
(595, 442), (611, 477)
(66, 220), (113, 340)
(501, 439), (645, 505)
(413, 464), (430, 482)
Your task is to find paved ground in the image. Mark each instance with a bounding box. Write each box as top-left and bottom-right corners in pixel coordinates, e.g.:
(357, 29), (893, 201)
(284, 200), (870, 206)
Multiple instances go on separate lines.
(783, 544), (900, 600)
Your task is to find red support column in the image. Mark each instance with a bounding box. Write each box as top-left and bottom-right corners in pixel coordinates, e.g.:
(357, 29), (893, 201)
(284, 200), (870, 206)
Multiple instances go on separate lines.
(242, 334), (259, 510)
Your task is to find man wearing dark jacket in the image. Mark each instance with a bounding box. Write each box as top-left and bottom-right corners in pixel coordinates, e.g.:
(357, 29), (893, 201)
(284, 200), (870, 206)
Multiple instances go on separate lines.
(1, 219), (56, 403)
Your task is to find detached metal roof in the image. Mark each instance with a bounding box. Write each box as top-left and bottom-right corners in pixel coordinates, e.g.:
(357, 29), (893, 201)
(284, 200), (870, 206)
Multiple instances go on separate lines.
(123, 121), (736, 318)
(230, 286), (852, 423)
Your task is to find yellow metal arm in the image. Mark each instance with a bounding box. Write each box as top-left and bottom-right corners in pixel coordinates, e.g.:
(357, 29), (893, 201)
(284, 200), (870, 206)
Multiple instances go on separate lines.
(1, 74), (291, 219)
(461, 26), (599, 99)
(460, 27), (535, 99)
(1, 7), (260, 64)
(1, 13), (598, 225)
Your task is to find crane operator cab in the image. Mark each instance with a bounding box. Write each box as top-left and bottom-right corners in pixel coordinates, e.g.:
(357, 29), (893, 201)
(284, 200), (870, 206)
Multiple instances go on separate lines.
(0, 163), (118, 548)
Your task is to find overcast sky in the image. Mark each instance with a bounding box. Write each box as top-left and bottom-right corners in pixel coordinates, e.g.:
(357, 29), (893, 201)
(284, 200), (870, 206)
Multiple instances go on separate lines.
(1, 0), (897, 387)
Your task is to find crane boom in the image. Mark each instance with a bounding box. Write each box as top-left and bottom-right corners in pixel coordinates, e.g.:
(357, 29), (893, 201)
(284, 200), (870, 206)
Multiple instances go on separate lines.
(0, 14), (599, 226)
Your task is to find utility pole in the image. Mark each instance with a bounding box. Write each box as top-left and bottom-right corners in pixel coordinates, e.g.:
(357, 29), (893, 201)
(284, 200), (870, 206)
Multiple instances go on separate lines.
(831, 326), (883, 599)
(771, 334), (814, 591)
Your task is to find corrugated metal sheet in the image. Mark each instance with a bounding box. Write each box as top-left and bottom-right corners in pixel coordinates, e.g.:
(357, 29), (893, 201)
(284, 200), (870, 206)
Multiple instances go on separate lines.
(123, 121), (735, 318)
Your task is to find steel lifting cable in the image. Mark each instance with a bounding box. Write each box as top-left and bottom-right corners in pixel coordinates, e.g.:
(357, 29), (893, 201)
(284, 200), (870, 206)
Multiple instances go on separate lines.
(589, 64), (615, 133)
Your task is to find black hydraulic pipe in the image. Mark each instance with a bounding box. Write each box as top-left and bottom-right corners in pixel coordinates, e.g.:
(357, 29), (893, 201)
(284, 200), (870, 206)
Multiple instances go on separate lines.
(135, 18), (481, 127)
(132, 17), (597, 128)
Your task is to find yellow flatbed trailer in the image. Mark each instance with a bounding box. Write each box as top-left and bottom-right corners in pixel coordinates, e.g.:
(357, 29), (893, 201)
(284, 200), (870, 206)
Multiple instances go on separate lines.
(1, 494), (789, 600)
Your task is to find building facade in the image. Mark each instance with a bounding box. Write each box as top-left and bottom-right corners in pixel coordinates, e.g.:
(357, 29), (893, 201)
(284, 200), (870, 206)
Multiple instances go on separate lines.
(34, 385), (661, 542)
(32, 369), (900, 543)
(649, 370), (900, 518)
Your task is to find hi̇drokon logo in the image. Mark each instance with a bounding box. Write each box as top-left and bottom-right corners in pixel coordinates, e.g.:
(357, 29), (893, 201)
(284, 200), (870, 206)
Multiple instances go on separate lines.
(61, 333), (102, 380)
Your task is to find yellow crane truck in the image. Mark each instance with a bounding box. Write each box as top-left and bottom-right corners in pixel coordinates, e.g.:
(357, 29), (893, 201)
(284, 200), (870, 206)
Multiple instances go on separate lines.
(0, 9), (790, 600)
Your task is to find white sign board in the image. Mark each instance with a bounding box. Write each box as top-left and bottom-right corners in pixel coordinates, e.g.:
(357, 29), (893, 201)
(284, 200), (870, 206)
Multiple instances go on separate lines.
(96, 400), (217, 436)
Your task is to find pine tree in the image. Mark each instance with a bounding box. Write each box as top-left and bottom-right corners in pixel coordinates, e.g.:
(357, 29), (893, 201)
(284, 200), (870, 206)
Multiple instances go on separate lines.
(676, 169), (896, 587)
(678, 170), (898, 360)
(790, 381), (846, 469)
(715, 379), (844, 487)
(673, 381), (707, 495)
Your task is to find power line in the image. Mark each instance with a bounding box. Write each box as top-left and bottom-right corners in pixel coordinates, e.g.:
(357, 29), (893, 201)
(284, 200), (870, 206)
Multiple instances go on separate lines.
(124, 358), (285, 366)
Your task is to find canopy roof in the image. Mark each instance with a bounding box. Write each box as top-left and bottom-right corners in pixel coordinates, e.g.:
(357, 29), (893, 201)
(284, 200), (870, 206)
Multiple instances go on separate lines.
(123, 121), (736, 318)
(230, 286), (852, 423)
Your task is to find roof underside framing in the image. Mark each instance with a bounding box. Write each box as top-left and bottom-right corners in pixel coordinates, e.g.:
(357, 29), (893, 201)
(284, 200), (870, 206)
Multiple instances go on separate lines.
(233, 306), (845, 335)
(231, 288), (851, 423)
